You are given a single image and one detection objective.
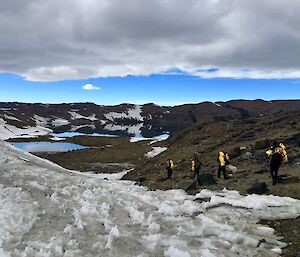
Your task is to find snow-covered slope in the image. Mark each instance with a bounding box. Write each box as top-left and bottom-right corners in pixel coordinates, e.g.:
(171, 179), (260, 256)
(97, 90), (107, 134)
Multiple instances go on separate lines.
(1, 140), (300, 257)
(0, 118), (52, 140)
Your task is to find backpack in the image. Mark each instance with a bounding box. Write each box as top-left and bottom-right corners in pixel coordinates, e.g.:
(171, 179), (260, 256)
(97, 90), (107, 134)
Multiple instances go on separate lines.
(170, 160), (175, 170)
(194, 159), (201, 169)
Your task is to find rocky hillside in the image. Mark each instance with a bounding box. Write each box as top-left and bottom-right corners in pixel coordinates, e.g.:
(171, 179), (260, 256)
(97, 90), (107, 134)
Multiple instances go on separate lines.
(123, 108), (300, 196)
(1, 100), (300, 139)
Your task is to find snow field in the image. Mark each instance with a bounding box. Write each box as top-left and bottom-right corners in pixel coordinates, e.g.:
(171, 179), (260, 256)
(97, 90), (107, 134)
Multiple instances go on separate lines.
(0, 140), (300, 256)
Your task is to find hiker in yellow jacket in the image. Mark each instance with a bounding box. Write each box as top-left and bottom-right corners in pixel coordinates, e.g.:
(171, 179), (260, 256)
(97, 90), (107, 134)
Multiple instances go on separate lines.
(218, 150), (229, 180)
(166, 159), (174, 179)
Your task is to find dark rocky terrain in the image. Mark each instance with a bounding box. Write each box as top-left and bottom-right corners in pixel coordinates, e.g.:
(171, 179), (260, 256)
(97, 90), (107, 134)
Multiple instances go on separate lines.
(1, 99), (300, 137)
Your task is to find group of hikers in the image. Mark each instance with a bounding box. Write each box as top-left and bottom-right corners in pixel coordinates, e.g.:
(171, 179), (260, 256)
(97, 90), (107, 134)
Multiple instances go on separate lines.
(165, 140), (288, 185)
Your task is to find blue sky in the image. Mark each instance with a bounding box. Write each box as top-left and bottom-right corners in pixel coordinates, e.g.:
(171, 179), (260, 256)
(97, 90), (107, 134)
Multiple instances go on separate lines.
(0, 72), (299, 106)
(1, 1), (300, 105)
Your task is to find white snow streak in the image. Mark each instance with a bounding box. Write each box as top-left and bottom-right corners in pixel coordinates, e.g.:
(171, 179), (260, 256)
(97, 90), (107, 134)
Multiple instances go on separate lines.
(145, 147), (167, 158)
(68, 111), (98, 121)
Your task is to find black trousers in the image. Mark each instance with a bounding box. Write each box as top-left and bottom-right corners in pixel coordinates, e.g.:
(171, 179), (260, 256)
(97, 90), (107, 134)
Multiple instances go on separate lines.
(167, 168), (173, 179)
(218, 165), (227, 179)
(270, 167), (279, 184)
(193, 168), (200, 179)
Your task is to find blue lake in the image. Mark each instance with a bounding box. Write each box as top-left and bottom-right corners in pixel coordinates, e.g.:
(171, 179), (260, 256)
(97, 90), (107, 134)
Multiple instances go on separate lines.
(12, 142), (90, 153)
(51, 132), (119, 138)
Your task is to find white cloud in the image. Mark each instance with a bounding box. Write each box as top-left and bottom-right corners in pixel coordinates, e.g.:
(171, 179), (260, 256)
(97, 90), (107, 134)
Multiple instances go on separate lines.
(82, 83), (100, 90)
(0, 0), (300, 81)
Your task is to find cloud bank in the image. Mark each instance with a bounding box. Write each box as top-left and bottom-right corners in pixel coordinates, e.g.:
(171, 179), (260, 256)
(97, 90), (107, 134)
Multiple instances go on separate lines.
(0, 0), (300, 81)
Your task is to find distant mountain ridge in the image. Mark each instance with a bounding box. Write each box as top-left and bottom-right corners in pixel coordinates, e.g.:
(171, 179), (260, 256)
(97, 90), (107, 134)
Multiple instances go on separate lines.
(0, 99), (299, 139)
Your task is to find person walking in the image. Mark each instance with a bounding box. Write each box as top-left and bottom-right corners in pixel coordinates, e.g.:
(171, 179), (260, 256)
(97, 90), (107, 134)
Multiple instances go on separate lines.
(191, 156), (201, 179)
(270, 147), (283, 185)
(218, 150), (228, 180)
(166, 159), (174, 179)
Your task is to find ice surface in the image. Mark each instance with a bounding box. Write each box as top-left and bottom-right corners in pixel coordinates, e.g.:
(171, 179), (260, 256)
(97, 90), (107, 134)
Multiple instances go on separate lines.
(0, 140), (300, 257)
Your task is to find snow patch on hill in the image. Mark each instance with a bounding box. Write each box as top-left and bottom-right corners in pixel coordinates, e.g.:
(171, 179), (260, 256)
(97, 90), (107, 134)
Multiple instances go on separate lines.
(51, 117), (70, 126)
(104, 123), (143, 136)
(33, 114), (50, 126)
(0, 118), (52, 140)
(2, 114), (21, 122)
(145, 147), (167, 158)
(104, 105), (144, 122)
(68, 111), (98, 121)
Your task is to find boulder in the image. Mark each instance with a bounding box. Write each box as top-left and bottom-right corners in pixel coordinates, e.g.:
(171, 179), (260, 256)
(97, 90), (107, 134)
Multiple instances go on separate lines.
(226, 165), (238, 173)
(247, 182), (269, 195)
(228, 146), (241, 158)
(242, 152), (253, 160)
(197, 174), (217, 186)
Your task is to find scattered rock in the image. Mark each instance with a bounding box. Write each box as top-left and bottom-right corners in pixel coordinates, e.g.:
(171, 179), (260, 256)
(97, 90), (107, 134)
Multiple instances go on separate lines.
(247, 182), (269, 195)
(229, 146), (241, 158)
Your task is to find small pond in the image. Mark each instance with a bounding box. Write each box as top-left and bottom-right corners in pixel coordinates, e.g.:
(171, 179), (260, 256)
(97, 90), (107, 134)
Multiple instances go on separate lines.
(12, 142), (90, 153)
